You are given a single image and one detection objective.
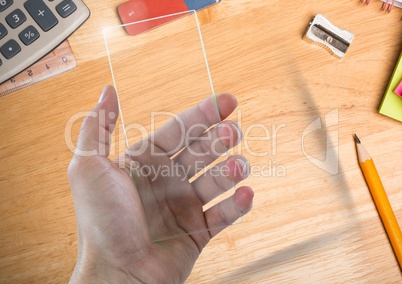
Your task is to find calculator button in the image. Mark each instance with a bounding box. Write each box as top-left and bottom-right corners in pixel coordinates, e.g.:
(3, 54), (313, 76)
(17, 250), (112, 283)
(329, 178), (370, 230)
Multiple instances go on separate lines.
(56, 0), (77, 18)
(5, 9), (26, 29)
(0, 39), (21, 59)
(0, 0), (13, 13)
(0, 23), (7, 40)
(24, 0), (58, 32)
(19, 25), (40, 46)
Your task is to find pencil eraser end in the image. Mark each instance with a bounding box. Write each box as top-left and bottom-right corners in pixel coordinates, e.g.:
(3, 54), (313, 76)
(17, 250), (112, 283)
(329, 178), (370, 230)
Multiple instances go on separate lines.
(394, 79), (402, 98)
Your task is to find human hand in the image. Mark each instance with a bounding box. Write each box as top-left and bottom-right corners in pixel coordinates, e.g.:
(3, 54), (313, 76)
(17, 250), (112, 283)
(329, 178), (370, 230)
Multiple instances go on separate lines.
(68, 86), (254, 283)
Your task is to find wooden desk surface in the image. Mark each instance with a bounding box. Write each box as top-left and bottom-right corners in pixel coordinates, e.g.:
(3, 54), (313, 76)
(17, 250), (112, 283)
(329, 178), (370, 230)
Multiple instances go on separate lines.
(1, 0), (402, 282)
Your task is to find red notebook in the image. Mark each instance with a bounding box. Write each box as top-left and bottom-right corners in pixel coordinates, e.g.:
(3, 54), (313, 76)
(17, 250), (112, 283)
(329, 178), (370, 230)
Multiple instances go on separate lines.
(118, 0), (220, 35)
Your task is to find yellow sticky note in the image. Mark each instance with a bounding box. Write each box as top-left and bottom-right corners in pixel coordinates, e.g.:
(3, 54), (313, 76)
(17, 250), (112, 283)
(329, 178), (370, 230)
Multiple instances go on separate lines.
(379, 51), (402, 122)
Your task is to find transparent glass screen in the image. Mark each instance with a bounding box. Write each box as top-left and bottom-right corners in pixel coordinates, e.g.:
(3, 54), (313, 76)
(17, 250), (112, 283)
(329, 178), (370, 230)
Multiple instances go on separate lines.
(103, 11), (240, 242)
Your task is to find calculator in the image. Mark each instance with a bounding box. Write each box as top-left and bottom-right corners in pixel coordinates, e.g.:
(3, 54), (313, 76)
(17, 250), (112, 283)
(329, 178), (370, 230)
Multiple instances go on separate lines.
(0, 0), (90, 84)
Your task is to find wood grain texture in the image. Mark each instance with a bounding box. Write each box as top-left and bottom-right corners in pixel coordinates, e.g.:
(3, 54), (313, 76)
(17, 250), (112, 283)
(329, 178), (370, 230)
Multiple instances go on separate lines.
(1, 0), (402, 282)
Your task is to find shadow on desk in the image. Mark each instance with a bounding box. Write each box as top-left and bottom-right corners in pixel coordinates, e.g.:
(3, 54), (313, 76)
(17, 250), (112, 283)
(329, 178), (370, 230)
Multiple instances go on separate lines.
(216, 227), (355, 282)
(217, 60), (365, 282)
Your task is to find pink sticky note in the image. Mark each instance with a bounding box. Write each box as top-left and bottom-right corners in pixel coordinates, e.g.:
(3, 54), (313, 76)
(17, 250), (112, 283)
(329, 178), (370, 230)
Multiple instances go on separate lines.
(394, 79), (402, 98)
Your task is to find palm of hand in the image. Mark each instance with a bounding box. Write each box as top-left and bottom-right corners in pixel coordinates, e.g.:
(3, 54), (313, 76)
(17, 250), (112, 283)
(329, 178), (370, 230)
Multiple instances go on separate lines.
(69, 87), (253, 283)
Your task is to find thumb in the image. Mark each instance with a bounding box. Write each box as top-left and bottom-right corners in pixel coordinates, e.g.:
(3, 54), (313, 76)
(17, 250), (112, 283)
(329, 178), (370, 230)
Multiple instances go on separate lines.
(75, 85), (119, 158)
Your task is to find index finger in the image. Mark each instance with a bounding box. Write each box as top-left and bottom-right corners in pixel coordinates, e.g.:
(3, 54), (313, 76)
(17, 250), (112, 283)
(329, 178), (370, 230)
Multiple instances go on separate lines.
(133, 93), (238, 156)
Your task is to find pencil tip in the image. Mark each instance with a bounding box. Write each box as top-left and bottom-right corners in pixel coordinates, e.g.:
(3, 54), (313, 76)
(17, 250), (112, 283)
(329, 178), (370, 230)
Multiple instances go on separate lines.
(354, 134), (361, 144)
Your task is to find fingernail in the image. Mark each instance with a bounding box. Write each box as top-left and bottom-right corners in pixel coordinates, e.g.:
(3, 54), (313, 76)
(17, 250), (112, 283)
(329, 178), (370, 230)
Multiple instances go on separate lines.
(218, 122), (241, 146)
(213, 93), (237, 120)
(236, 158), (250, 179)
(98, 86), (110, 103)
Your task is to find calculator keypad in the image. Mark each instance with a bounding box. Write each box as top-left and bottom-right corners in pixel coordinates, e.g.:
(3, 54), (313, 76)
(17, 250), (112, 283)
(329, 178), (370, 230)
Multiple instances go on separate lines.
(1, 39), (20, 59)
(6, 9), (26, 29)
(0, 0), (13, 13)
(19, 25), (39, 45)
(0, 23), (7, 40)
(0, 0), (90, 84)
(24, 0), (59, 32)
(56, 0), (77, 18)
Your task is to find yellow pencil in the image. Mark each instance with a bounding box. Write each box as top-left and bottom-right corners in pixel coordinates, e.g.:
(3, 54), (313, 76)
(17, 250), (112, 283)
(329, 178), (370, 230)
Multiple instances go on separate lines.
(354, 134), (402, 269)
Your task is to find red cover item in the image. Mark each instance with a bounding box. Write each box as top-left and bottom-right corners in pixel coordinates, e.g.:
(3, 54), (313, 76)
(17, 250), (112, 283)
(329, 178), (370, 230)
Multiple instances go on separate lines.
(118, 0), (189, 35)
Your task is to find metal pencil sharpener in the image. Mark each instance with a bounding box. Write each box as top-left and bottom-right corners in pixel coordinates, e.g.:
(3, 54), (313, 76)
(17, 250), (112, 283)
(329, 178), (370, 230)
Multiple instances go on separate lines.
(303, 14), (354, 59)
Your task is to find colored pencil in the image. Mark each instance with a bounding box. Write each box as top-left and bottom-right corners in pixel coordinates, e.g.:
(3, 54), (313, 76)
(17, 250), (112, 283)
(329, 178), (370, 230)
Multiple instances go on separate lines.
(355, 134), (402, 269)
